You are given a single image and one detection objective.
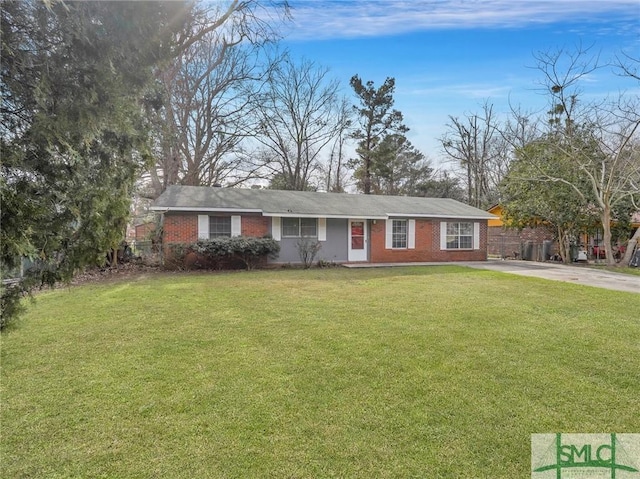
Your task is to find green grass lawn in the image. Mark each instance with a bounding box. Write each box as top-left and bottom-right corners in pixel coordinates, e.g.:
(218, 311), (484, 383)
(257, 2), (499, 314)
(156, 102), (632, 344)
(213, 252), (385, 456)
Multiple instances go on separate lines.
(2, 266), (639, 478)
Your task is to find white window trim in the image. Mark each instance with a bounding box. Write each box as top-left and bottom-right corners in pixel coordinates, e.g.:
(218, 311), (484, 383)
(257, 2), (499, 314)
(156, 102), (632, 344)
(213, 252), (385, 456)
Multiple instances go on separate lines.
(318, 218), (327, 241)
(385, 219), (415, 250)
(198, 215), (209, 240)
(440, 221), (479, 250)
(408, 219), (416, 249)
(231, 215), (241, 237)
(440, 221), (447, 250)
(385, 219), (393, 249)
(474, 222), (480, 250)
(272, 216), (281, 241)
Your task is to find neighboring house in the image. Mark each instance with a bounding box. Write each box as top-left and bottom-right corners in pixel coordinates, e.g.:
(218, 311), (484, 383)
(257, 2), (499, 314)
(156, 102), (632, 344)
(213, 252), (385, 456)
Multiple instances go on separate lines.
(135, 222), (156, 242)
(488, 204), (640, 261)
(150, 186), (496, 265)
(131, 221), (158, 257)
(487, 204), (555, 260)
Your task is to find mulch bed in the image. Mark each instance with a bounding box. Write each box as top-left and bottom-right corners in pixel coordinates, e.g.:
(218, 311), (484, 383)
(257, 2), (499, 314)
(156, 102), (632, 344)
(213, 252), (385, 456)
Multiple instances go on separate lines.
(69, 260), (162, 286)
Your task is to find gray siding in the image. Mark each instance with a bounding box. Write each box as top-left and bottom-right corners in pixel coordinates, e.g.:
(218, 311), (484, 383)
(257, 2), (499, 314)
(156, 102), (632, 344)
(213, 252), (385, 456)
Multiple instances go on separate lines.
(318, 218), (348, 262)
(271, 218), (348, 264)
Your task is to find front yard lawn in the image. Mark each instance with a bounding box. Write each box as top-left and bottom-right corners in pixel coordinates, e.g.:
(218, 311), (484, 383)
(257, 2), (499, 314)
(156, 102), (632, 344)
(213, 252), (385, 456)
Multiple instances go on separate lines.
(2, 266), (639, 478)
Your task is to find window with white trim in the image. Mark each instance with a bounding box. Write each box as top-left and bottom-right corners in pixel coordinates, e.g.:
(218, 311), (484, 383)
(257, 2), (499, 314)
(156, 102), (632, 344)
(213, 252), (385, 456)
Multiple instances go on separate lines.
(209, 216), (231, 238)
(446, 222), (473, 249)
(300, 218), (317, 237)
(392, 219), (407, 249)
(282, 217), (317, 237)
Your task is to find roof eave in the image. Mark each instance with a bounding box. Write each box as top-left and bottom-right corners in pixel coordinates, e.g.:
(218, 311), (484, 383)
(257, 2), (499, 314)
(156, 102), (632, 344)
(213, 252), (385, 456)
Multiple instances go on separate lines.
(386, 213), (498, 220)
(150, 206), (496, 220)
(149, 206), (263, 213)
(261, 212), (387, 219)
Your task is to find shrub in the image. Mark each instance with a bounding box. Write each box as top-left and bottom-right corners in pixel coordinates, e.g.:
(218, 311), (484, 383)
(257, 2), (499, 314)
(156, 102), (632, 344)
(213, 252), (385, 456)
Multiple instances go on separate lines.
(165, 243), (190, 270)
(297, 238), (322, 269)
(166, 237), (280, 271)
(225, 236), (280, 270)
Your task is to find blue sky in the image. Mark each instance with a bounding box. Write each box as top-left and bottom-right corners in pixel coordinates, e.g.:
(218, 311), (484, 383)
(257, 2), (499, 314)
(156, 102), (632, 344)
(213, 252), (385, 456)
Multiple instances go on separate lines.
(278, 0), (640, 166)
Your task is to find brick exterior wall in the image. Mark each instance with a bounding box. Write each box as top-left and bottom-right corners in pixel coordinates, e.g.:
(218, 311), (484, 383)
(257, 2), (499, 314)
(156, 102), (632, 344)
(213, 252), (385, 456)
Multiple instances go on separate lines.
(162, 213), (270, 265)
(135, 222), (156, 241)
(369, 219), (488, 263)
(163, 214), (198, 244)
(162, 213), (269, 246)
(487, 226), (555, 259)
(162, 213), (489, 264)
(241, 215), (269, 237)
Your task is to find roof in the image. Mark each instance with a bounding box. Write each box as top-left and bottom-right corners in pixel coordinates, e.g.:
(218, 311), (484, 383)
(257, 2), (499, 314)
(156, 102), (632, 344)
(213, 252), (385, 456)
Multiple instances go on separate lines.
(151, 185), (497, 220)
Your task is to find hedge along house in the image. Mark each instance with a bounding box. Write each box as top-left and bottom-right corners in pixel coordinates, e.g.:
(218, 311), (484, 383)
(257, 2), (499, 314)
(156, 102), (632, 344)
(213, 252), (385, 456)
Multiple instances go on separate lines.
(151, 186), (497, 265)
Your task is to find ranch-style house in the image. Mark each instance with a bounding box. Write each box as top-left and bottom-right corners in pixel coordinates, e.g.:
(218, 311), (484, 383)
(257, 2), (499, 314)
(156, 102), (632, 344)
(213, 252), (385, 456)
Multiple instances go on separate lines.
(151, 186), (497, 265)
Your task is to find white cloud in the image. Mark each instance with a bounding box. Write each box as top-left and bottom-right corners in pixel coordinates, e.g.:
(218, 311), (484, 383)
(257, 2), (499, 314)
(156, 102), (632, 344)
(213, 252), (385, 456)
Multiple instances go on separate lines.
(406, 83), (513, 100)
(285, 0), (640, 40)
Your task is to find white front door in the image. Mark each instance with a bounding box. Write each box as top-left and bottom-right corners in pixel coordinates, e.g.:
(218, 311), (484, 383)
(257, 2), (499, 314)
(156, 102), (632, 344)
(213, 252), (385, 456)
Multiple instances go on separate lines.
(348, 219), (368, 262)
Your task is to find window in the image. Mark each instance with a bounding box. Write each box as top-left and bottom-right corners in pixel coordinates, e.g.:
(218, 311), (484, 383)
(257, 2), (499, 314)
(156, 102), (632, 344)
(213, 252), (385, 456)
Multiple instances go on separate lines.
(282, 218), (317, 237)
(209, 216), (231, 238)
(392, 219), (407, 249)
(351, 221), (365, 249)
(446, 222), (473, 249)
(282, 218), (299, 237)
(300, 218), (317, 237)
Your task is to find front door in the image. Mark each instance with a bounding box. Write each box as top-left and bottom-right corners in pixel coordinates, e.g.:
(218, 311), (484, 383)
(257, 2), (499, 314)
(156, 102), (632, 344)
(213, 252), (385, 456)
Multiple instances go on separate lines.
(348, 219), (368, 262)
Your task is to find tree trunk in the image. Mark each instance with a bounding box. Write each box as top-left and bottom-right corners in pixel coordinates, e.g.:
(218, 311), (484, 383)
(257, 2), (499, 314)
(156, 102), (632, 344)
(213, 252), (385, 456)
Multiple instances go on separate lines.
(620, 226), (640, 266)
(364, 156), (372, 194)
(559, 229), (571, 264)
(601, 205), (616, 266)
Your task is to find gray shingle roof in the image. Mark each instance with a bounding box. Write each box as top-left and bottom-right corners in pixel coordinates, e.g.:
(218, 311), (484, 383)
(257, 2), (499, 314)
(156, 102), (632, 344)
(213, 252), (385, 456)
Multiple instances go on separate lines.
(151, 185), (495, 219)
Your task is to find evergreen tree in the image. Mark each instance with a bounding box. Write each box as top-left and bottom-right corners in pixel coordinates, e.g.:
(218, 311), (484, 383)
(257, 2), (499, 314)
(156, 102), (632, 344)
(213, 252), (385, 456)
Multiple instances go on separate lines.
(1, 1), (189, 327)
(361, 133), (432, 196)
(349, 75), (407, 194)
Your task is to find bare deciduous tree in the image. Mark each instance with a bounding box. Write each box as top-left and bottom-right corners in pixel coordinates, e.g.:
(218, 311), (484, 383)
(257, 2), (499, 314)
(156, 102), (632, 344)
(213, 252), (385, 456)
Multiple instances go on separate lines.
(440, 101), (509, 208)
(251, 55), (351, 191)
(324, 100), (352, 192)
(142, 0), (290, 199)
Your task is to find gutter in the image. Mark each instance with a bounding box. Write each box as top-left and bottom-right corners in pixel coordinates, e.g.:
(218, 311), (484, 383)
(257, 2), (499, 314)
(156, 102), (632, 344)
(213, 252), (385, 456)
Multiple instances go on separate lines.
(385, 213), (498, 220)
(150, 207), (497, 221)
(149, 206), (263, 213)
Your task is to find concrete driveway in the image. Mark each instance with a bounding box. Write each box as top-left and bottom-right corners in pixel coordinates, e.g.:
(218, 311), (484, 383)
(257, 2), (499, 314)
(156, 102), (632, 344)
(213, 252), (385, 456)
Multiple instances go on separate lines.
(346, 260), (640, 293)
(459, 260), (640, 294)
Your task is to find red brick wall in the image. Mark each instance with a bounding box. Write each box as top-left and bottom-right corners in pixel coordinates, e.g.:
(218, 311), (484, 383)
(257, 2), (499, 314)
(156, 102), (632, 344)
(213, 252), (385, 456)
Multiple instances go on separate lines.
(163, 213), (269, 244)
(487, 225), (555, 258)
(370, 219), (433, 262)
(163, 214), (198, 244)
(135, 222), (156, 241)
(369, 219), (488, 263)
(429, 220), (487, 262)
(241, 215), (269, 237)
(162, 213), (271, 264)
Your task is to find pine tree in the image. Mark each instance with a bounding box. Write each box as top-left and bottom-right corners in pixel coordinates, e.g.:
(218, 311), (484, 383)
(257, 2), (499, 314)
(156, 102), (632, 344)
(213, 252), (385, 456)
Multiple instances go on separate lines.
(349, 75), (408, 194)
